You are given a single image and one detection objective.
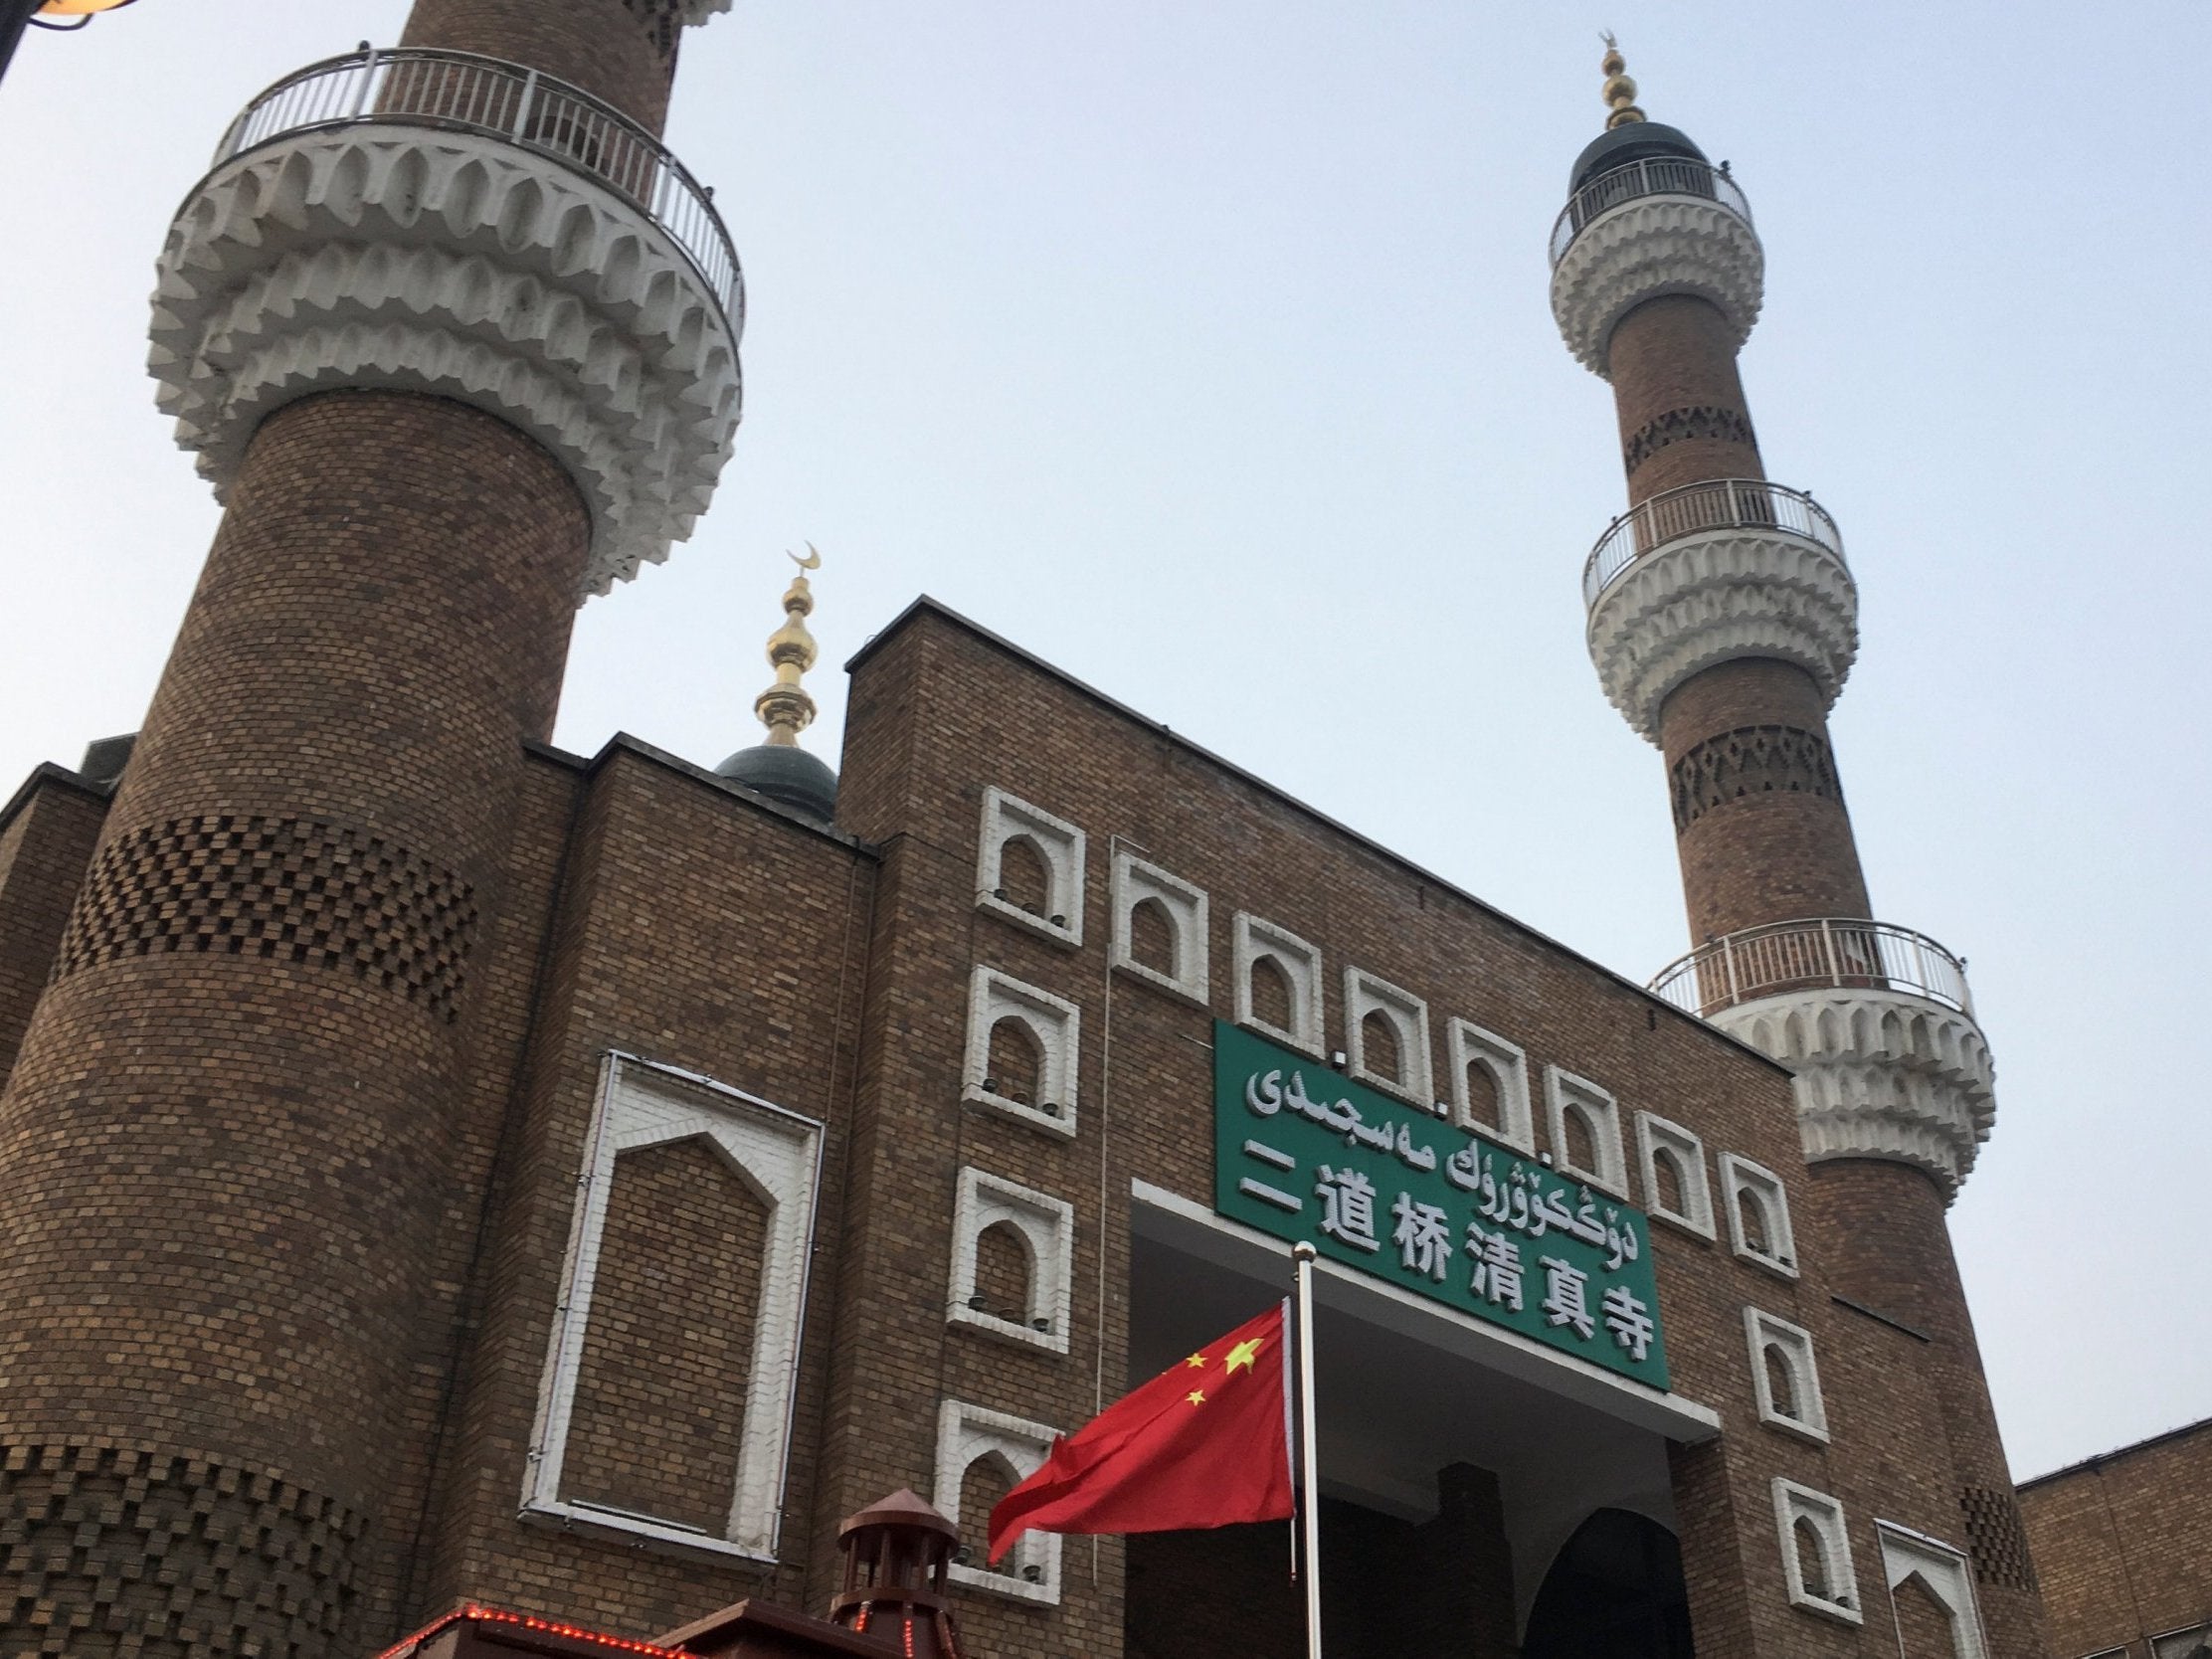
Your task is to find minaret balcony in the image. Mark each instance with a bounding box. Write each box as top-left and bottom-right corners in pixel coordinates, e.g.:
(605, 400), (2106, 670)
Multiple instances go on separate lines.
(1650, 920), (1996, 1197)
(1582, 478), (1859, 742)
(214, 48), (741, 325)
(149, 47), (747, 598)
(1549, 154), (1752, 269)
(1548, 156), (1763, 378)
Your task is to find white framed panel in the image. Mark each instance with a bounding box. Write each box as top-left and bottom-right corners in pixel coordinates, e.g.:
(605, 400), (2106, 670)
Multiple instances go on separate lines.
(523, 1053), (823, 1562)
(1877, 1523), (1989, 1659)
(1447, 1018), (1535, 1151)
(1636, 1111), (1715, 1238)
(1544, 1065), (1628, 1198)
(1111, 851), (1208, 1004)
(1233, 913), (1324, 1057)
(1721, 1152), (1799, 1279)
(949, 1167), (1074, 1355)
(1774, 1477), (1862, 1625)
(1344, 967), (1432, 1104)
(963, 966), (1080, 1139)
(936, 1400), (1062, 1603)
(1744, 1306), (1828, 1443)
(977, 786), (1085, 946)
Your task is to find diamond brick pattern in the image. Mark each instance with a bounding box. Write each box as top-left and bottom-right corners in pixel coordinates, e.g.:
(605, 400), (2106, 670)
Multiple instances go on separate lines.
(0, 1442), (363, 1658)
(1623, 404), (1757, 475)
(56, 816), (475, 1022)
(1669, 723), (1843, 833)
(1960, 1484), (2040, 1591)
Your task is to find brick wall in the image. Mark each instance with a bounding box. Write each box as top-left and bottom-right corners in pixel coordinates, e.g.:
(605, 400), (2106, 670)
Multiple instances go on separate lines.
(1607, 294), (1765, 502)
(0, 771), (107, 1089)
(2019, 1418), (2212, 1658)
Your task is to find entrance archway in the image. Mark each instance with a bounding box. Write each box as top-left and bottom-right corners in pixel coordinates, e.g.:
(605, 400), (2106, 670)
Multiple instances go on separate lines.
(1523, 1507), (1694, 1658)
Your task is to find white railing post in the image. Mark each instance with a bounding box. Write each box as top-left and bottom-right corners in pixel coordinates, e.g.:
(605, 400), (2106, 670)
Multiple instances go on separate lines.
(1818, 918), (1839, 985)
(349, 49), (378, 118)
(1720, 935), (1741, 1009)
(511, 67), (539, 140)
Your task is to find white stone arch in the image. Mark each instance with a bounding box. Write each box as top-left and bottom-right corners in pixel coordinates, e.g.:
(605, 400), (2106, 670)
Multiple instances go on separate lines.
(524, 1053), (823, 1561)
(1877, 1523), (1989, 1659)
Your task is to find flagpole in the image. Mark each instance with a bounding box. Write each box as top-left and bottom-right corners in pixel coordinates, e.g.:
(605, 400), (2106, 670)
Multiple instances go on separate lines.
(1292, 1242), (1323, 1659)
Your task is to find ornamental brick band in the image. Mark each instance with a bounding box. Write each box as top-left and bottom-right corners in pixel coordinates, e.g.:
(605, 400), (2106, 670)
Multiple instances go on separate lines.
(56, 816), (477, 1023)
(1623, 404), (1758, 477)
(0, 1442), (366, 1659)
(1960, 1485), (2041, 1592)
(1669, 724), (1844, 833)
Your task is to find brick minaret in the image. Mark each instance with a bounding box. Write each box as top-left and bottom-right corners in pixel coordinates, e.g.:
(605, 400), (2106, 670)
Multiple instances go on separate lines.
(0, 3), (741, 1654)
(1551, 45), (2052, 1656)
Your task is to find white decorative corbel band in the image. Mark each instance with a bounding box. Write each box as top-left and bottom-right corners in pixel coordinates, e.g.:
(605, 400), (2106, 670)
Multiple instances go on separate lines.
(1586, 528), (1859, 744)
(1550, 196), (1764, 379)
(148, 128), (741, 600)
(1712, 989), (1996, 1198)
(680, 0), (733, 21)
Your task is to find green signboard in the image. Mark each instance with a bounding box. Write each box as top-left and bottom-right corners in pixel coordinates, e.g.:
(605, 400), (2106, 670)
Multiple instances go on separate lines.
(1212, 1019), (1669, 1390)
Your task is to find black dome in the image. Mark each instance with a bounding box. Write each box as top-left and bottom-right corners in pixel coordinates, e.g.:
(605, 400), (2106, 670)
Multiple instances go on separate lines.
(714, 742), (838, 822)
(1571, 120), (1707, 192)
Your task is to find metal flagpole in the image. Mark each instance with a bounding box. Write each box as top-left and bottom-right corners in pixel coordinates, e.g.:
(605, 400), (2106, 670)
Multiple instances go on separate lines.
(1292, 1241), (1323, 1659)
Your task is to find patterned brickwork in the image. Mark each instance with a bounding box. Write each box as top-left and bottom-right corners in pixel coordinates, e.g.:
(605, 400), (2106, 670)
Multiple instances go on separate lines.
(1670, 724), (1843, 833)
(0, 1443), (365, 1659)
(1960, 1486), (2039, 1591)
(1658, 659), (1872, 941)
(57, 817), (475, 1023)
(1624, 404), (1758, 477)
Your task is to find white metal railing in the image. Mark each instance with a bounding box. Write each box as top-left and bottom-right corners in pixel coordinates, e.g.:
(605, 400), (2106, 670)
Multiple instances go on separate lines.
(1549, 154), (1752, 267)
(1649, 919), (1974, 1018)
(1583, 477), (1843, 608)
(211, 47), (742, 327)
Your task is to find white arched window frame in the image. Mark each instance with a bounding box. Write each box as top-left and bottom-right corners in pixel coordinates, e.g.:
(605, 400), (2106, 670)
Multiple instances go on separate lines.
(523, 1052), (824, 1561)
(936, 1400), (1062, 1603)
(1877, 1522), (1990, 1659)
(949, 1167), (1075, 1355)
(1344, 967), (1433, 1105)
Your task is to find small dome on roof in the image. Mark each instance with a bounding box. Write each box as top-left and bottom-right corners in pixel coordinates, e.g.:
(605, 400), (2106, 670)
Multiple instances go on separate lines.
(1571, 120), (1708, 192)
(715, 742), (838, 822)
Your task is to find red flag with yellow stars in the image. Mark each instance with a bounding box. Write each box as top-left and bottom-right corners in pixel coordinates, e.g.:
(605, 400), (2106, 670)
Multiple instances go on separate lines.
(988, 1302), (1293, 1562)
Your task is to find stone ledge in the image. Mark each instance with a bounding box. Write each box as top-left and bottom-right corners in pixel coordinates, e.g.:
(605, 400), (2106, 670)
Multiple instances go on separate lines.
(1712, 987), (1996, 1198)
(1586, 527), (1859, 743)
(1550, 196), (1764, 378)
(148, 126), (742, 600)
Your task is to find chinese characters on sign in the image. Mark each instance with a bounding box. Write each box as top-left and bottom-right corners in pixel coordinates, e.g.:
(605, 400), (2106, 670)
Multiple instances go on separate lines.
(1212, 1020), (1669, 1388)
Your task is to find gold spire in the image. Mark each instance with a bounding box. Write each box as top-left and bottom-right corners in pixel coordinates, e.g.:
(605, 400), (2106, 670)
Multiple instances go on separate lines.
(753, 545), (822, 748)
(1599, 33), (1646, 129)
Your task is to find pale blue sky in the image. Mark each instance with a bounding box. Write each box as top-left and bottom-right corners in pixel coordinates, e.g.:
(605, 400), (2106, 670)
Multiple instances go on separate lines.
(2, 1), (2205, 1480)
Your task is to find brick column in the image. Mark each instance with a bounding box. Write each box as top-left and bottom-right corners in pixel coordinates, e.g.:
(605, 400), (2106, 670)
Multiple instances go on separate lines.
(0, 393), (589, 1657)
(1805, 1163), (2053, 1658)
(1603, 291), (1875, 946)
(400, 0), (681, 132)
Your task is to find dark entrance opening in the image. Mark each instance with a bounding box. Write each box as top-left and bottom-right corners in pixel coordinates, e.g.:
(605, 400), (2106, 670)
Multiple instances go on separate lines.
(1522, 1507), (1693, 1659)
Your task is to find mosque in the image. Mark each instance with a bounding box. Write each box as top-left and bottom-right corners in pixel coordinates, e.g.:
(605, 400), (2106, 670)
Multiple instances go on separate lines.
(0, 3), (2199, 1657)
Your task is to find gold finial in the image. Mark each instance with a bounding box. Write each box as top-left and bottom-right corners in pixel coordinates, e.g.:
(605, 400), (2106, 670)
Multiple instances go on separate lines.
(754, 544), (822, 748)
(1599, 32), (1646, 128)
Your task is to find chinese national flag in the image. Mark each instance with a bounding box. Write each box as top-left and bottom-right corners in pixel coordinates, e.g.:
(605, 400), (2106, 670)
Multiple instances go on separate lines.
(988, 1302), (1293, 1562)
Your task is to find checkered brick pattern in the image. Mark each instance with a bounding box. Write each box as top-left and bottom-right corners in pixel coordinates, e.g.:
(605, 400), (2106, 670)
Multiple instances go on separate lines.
(56, 816), (476, 1023)
(1961, 1484), (2040, 1591)
(0, 1442), (364, 1658)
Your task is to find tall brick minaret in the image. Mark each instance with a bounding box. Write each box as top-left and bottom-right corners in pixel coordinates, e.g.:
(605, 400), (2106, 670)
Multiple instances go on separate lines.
(1550, 43), (2052, 1656)
(0, 3), (741, 1654)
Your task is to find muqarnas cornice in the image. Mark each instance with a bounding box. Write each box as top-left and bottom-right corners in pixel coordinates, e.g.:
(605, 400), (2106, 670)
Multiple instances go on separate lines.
(148, 128), (742, 600)
(1586, 529), (1859, 744)
(1713, 988), (1996, 1198)
(1551, 197), (1765, 379)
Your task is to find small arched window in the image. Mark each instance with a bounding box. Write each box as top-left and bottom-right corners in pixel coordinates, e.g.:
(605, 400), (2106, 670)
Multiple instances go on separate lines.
(986, 1016), (1042, 1107)
(971, 1220), (1032, 1324)
(996, 835), (1052, 916)
(1248, 954), (1294, 1032)
(1127, 896), (1177, 977)
(1360, 1010), (1403, 1084)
